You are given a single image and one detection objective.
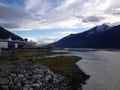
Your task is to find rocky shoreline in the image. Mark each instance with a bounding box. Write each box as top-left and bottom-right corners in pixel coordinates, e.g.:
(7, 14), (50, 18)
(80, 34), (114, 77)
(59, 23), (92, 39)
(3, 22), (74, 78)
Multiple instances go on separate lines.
(0, 61), (89, 90)
(65, 64), (90, 90)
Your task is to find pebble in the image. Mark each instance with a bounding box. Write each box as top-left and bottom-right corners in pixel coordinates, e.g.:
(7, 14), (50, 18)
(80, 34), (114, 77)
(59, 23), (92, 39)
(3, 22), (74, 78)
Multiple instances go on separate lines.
(32, 83), (40, 89)
(0, 63), (67, 90)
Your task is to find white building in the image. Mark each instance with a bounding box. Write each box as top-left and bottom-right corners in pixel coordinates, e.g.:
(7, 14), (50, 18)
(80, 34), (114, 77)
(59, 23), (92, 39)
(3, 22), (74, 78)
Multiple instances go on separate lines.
(0, 38), (26, 49)
(0, 39), (8, 48)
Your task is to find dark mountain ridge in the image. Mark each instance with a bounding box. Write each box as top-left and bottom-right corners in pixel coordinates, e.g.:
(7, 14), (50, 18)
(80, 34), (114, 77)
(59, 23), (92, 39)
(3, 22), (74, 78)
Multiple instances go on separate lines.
(0, 26), (23, 40)
(51, 24), (120, 48)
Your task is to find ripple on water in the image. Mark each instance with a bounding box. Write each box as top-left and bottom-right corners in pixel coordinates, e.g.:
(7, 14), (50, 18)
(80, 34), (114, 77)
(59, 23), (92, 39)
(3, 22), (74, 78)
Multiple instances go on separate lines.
(71, 49), (120, 90)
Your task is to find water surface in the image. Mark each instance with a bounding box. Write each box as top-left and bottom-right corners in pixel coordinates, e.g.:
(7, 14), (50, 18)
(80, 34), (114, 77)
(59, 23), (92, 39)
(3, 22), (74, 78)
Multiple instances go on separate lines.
(70, 49), (120, 90)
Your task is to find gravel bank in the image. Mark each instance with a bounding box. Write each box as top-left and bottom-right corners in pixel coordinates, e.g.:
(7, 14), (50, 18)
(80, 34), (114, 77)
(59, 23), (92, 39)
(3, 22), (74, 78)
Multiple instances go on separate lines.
(0, 61), (89, 90)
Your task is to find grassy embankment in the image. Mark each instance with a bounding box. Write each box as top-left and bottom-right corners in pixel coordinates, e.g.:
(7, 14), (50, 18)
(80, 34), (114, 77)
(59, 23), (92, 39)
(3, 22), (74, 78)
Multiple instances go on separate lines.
(0, 49), (88, 89)
(0, 49), (80, 75)
(36, 56), (80, 74)
(0, 49), (66, 60)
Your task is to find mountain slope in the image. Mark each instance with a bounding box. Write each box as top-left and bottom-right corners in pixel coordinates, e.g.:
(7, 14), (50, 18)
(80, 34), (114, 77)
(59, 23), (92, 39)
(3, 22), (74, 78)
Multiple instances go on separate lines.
(51, 24), (120, 48)
(0, 27), (23, 40)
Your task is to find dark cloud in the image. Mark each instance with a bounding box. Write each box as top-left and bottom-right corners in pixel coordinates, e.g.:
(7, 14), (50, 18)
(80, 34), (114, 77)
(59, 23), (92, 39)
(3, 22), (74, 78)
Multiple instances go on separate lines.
(0, 4), (27, 20)
(82, 16), (101, 22)
(0, 4), (30, 29)
(113, 12), (120, 15)
(0, 0), (120, 30)
(0, 23), (20, 29)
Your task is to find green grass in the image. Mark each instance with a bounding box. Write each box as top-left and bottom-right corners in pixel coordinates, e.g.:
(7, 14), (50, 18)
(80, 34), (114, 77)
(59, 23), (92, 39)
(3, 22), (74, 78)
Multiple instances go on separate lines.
(0, 49), (67, 60)
(36, 56), (81, 74)
(16, 49), (67, 59)
(0, 49), (81, 77)
(0, 50), (12, 60)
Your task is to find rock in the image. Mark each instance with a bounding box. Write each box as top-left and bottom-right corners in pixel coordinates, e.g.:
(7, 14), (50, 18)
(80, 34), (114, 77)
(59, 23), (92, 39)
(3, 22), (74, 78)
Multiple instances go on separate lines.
(32, 83), (40, 89)
(0, 63), (73, 90)
(44, 74), (52, 81)
(36, 80), (42, 87)
(18, 74), (24, 79)
(28, 87), (34, 90)
(33, 75), (42, 80)
(23, 87), (29, 90)
(10, 73), (16, 77)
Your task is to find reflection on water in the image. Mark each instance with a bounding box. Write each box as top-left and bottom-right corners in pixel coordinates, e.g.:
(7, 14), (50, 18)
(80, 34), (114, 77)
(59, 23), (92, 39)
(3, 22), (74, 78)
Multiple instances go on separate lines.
(69, 48), (120, 90)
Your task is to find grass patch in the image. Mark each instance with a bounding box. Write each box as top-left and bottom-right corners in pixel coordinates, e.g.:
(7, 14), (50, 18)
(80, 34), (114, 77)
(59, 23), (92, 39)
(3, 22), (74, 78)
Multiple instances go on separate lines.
(36, 56), (81, 74)
(0, 49), (67, 60)
(16, 49), (67, 59)
(0, 50), (12, 60)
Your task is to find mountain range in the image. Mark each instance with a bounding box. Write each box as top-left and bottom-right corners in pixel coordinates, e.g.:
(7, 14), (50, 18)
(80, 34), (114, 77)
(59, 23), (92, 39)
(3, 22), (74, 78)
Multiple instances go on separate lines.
(50, 24), (120, 48)
(0, 27), (23, 40)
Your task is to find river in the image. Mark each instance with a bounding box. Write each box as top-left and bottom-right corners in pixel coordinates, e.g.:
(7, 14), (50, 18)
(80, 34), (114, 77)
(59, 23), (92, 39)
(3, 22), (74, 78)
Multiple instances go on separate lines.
(69, 49), (120, 90)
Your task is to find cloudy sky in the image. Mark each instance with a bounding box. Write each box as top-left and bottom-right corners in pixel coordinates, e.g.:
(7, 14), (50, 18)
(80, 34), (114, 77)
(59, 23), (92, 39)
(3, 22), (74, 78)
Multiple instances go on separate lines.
(0, 0), (120, 45)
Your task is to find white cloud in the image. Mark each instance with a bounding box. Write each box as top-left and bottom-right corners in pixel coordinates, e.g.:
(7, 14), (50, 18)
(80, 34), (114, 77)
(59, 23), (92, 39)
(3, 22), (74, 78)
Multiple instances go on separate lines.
(58, 31), (77, 37)
(25, 36), (59, 45)
(37, 37), (59, 45)
(0, 0), (120, 30)
(56, 0), (78, 9)
(25, 0), (42, 10)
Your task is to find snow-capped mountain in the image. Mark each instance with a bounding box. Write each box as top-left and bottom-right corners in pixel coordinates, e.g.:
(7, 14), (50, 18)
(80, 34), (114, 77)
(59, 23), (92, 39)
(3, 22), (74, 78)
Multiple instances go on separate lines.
(50, 24), (120, 48)
(83, 23), (111, 36)
(96, 23), (111, 31)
